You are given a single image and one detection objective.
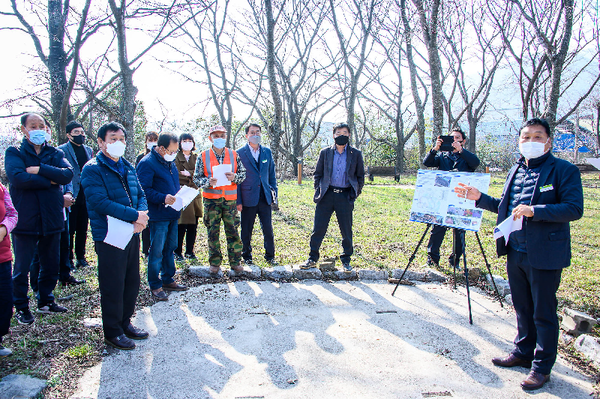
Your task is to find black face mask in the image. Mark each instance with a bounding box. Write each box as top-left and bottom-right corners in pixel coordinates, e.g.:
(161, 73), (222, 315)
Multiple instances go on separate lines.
(334, 135), (349, 146)
(71, 135), (85, 145)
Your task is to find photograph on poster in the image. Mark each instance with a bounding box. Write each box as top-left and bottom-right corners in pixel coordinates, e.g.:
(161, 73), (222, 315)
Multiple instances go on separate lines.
(409, 170), (491, 232)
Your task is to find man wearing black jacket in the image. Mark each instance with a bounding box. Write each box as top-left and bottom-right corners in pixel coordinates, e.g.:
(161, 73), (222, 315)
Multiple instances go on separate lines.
(455, 118), (583, 390)
(423, 127), (480, 268)
(301, 123), (365, 272)
(5, 113), (74, 325)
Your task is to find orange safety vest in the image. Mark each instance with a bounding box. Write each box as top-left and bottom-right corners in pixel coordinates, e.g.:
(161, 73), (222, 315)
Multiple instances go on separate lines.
(202, 148), (238, 200)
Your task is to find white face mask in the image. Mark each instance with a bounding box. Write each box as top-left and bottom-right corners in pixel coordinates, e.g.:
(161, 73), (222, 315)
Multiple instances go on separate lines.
(45, 132), (52, 142)
(106, 141), (126, 158)
(181, 142), (194, 151)
(519, 139), (548, 160)
(147, 142), (157, 151)
(164, 152), (177, 162)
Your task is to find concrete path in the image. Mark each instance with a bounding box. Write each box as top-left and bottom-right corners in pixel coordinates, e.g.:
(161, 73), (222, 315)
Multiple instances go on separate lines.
(73, 281), (593, 399)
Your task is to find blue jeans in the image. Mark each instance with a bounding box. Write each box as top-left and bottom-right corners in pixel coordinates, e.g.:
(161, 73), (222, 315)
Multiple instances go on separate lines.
(148, 220), (178, 290)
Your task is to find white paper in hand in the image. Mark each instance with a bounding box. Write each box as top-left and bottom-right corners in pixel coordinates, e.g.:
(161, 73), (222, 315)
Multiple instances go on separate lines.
(104, 216), (134, 250)
(493, 215), (523, 243)
(212, 163), (232, 188)
(166, 186), (200, 211)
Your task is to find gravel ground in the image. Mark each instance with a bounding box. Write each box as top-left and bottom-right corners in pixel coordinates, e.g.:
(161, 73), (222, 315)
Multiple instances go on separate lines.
(72, 280), (593, 399)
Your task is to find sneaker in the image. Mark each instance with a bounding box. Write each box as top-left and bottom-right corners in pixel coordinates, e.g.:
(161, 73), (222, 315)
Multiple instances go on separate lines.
(0, 345), (12, 357)
(266, 259), (279, 266)
(105, 334), (136, 350)
(448, 255), (462, 271)
(75, 259), (90, 268)
(426, 257), (439, 268)
(243, 259), (254, 266)
(15, 309), (35, 325)
(342, 263), (353, 272)
(37, 302), (69, 314)
(174, 253), (184, 262)
(300, 259), (317, 270)
(162, 282), (188, 291)
(184, 253), (197, 260)
(60, 275), (85, 286)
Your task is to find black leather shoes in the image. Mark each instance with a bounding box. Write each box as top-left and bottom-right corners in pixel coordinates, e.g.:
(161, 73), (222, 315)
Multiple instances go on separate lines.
(521, 371), (550, 390)
(300, 259), (317, 270)
(124, 324), (149, 340)
(105, 334), (135, 350)
(75, 259), (90, 268)
(60, 275), (85, 286)
(491, 353), (532, 368)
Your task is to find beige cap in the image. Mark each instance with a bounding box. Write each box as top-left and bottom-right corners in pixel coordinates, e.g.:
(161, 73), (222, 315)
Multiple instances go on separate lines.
(208, 125), (227, 135)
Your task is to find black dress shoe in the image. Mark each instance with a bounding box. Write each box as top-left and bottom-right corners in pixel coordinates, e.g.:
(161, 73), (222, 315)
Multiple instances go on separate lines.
(492, 353), (532, 368)
(75, 259), (90, 268)
(124, 324), (149, 340)
(105, 334), (135, 350)
(60, 275), (85, 286)
(521, 371), (550, 390)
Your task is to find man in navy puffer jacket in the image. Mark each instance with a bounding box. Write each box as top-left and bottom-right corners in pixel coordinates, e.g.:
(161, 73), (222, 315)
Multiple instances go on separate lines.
(81, 122), (149, 351)
(137, 133), (187, 301)
(5, 113), (74, 325)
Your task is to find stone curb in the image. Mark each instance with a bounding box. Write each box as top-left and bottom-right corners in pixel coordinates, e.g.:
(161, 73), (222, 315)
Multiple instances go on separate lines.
(187, 265), (456, 283)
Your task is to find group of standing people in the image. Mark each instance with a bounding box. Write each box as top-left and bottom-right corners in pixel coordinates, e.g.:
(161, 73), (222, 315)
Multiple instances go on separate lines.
(0, 114), (584, 393)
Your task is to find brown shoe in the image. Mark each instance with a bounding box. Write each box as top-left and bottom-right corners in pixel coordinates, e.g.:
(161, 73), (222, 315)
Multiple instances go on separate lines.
(491, 353), (532, 368)
(521, 371), (550, 391)
(162, 282), (188, 291)
(151, 288), (168, 301)
(230, 264), (244, 272)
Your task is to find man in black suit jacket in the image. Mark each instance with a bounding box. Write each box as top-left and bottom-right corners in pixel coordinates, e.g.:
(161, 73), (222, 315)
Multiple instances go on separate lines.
(236, 124), (278, 265)
(456, 118), (584, 391)
(301, 123), (365, 272)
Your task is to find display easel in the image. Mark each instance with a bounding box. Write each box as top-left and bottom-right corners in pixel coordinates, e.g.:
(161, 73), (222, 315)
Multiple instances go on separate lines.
(391, 223), (504, 325)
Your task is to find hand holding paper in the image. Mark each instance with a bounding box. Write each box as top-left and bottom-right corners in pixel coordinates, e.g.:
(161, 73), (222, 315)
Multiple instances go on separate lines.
(493, 215), (523, 243)
(104, 216), (134, 250)
(166, 186), (200, 211)
(212, 163), (232, 187)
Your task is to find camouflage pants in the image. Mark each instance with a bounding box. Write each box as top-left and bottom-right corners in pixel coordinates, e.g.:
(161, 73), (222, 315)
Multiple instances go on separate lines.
(203, 197), (242, 267)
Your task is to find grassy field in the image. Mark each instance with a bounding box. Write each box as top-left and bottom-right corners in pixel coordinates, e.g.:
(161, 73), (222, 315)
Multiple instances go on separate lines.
(0, 171), (599, 397)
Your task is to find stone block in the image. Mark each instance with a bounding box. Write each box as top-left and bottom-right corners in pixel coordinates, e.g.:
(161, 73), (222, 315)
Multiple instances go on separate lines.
(357, 269), (388, 280)
(189, 266), (223, 279)
(504, 294), (513, 307)
(486, 274), (510, 296)
(227, 265), (261, 279)
(293, 266), (323, 280)
(390, 269), (427, 281)
(0, 374), (47, 399)
(468, 268), (481, 280)
(83, 317), (102, 329)
(322, 270), (357, 280)
(262, 265), (293, 280)
(561, 308), (598, 336)
(574, 334), (600, 368)
(319, 262), (336, 272)
(424, 268), (447, 283)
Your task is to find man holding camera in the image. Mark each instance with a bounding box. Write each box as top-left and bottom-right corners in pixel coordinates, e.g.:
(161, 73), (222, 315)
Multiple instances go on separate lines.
(423, 127), (480, 269)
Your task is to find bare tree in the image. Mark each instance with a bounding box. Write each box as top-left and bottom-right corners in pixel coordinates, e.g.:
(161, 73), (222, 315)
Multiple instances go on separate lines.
(329, 0), (380, 136)
(440, 0), (505, 152)
(488, 0), (600, 128)
(1, 0), (104, 142)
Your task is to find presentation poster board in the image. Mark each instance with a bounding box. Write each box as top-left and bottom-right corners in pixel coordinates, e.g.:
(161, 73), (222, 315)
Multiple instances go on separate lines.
(409, 170), (491, 232)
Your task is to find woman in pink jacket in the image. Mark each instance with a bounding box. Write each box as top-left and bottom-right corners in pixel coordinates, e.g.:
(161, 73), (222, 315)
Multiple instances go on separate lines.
(0, 182), (18, 357)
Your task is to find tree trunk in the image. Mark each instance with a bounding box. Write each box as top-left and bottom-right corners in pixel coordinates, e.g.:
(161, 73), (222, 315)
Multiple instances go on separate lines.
(109, 0), (139, 162)
(265, 0), (283, 167)
(47, 0), (72, 143)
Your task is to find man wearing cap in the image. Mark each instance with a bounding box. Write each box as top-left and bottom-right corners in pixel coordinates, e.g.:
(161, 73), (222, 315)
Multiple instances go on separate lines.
(193, 125), (246, 274)
(58, 121), (94, 269)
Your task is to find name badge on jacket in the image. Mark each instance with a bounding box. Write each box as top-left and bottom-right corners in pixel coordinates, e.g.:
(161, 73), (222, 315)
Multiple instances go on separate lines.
(540, 184), (554, 193)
